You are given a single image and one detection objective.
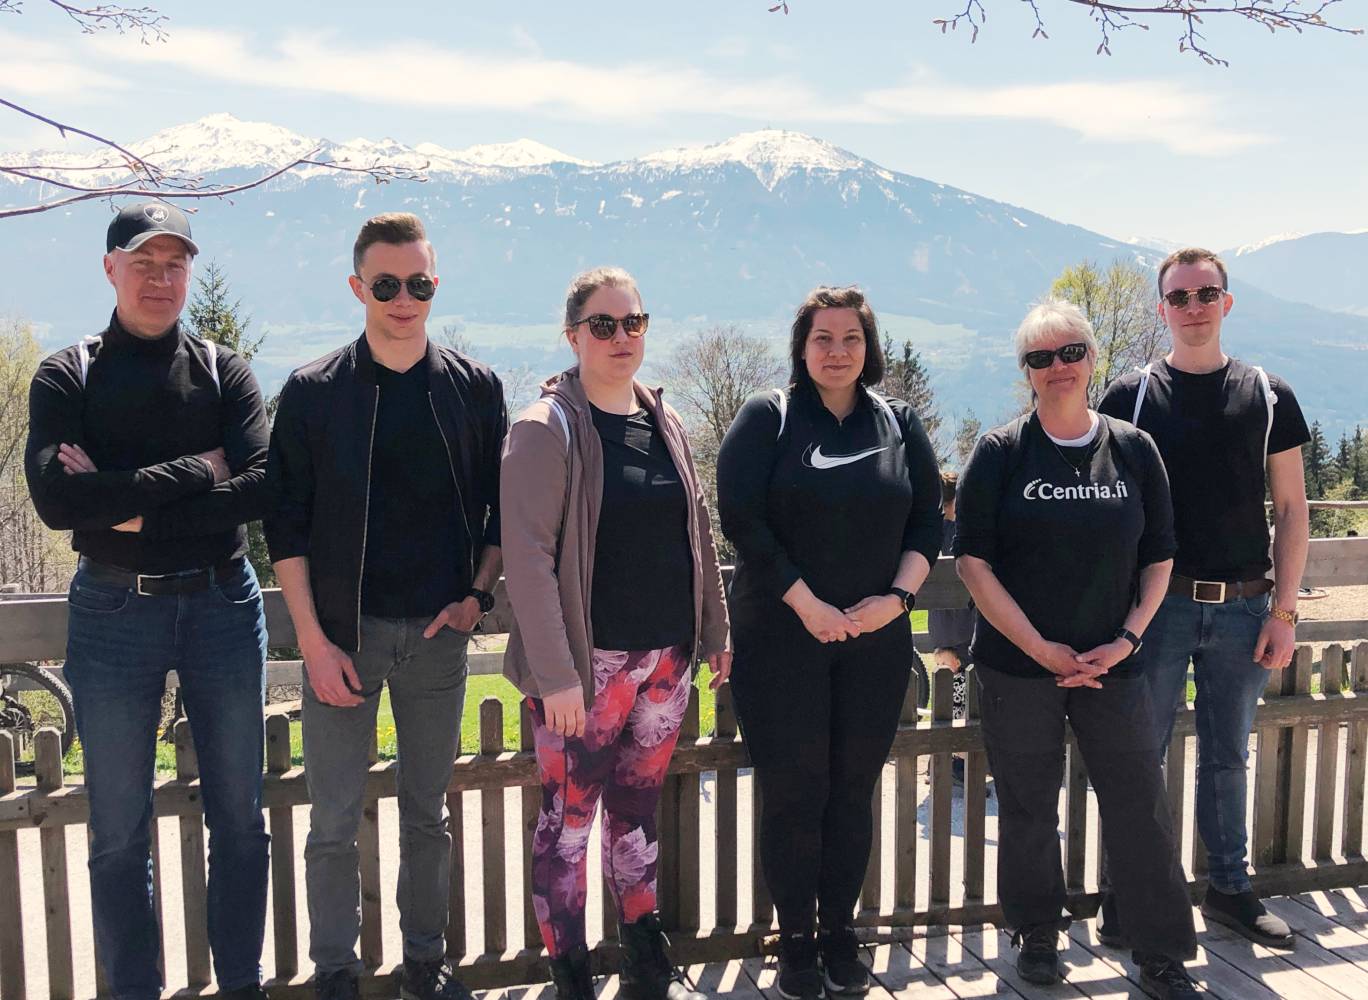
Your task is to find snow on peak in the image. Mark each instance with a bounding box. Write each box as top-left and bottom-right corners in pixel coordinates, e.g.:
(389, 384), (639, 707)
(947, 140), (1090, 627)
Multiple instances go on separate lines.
(447, 139), (596, 168)
(1232, 232), (1307, 256)
(637, 129), (867, 189)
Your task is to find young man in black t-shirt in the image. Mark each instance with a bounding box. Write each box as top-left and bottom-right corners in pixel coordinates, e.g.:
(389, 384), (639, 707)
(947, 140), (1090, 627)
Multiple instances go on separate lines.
(266, 213), (507, 1000)
(1098, 247), (1310, 949)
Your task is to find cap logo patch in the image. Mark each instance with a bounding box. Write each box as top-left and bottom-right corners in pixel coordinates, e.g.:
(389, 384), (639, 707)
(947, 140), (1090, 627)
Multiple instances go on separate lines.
(144, 205), (169, 224)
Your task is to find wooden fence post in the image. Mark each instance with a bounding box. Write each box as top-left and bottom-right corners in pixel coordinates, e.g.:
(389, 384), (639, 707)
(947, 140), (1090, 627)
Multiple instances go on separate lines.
(713, 685), (739, 931)
(928, 670), (953, 910)
(1344, 642), (1368, 858)
(892, 681), (920, 918)
(1280, 647), (1314, 863)
(0, 733), (24, 1000)
(174, 719), (211, 987)
(1313, 645), (1345, 862)
(265, 713), (298, 979)
(35, 729), (73, 1000)
(480, 699), (507, 955)
(962, 668), (987, 905)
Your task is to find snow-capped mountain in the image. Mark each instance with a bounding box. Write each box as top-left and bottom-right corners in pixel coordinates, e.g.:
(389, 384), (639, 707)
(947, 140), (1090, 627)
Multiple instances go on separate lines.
(1225, 230), (1368, 317)
(4, 115), (1367, 432)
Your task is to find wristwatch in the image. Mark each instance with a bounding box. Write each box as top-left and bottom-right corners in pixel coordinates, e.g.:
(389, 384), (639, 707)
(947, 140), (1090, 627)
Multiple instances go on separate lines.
(1270, 605), (1299, 627)
(1114, 628), (1144, 655)
(469, 588), (496, 615)
(889, 586), (916, 612)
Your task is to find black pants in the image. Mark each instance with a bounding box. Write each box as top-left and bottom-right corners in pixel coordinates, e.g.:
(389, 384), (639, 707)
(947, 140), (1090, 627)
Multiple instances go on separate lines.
(729, 610), (912, 933)
(976, 667), (1197, 962)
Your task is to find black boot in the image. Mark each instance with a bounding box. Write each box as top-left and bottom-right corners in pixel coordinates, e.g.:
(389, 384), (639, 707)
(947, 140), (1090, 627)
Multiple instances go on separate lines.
(549, 943), (596, 1000)
(618, 913), (707, 1000)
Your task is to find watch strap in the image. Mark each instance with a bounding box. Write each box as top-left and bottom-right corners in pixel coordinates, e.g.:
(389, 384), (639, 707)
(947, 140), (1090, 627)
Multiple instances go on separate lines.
(889, 586), (915, 612)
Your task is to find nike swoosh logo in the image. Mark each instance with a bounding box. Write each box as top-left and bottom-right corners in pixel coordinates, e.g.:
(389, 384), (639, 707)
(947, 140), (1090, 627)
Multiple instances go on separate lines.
(805, 444), (890, 470)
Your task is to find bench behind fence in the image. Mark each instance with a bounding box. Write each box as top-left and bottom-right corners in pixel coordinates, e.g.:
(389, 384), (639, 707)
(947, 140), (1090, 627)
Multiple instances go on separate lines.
(4, 541), (1368, 998)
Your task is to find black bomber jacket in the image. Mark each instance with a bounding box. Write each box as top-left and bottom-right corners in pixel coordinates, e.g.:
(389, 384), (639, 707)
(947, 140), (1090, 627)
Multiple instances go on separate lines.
(264, 334), (506, 651)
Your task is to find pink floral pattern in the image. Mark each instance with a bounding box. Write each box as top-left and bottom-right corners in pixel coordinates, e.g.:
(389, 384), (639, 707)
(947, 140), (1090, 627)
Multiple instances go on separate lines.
(528, 644), (691, 957)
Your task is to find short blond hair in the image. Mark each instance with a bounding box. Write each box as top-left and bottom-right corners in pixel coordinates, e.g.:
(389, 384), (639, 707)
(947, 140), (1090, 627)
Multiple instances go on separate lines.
(1013, 299), (1098, 370)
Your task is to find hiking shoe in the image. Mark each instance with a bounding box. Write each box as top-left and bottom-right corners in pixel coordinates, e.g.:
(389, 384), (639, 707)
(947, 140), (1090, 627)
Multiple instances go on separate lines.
(618, 913), (706, 1000)
(314, 968), (359, 1000)
(776, 931), (824, 1000)
(1096, 892), (1127, 948)
(818, 924), (869, 995)
(1138, 954), (1202, 999)
(1200, 888), (1294, 948)
(549, 942), (596, 1000)
(400, 955), (475, 1000)
(1011, 925), (1061, 986)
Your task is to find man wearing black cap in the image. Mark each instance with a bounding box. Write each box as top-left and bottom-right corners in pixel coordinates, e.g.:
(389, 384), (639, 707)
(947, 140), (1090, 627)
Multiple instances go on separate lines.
(24, 202), (272, 1000)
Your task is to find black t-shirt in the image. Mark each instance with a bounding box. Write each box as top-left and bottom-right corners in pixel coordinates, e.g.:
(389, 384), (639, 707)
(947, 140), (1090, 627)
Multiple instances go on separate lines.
(24, 312), (269, 573)
(360, 361), (468, 619)
(1097, 358), (1310, 581)
(953, 413), (1175, 679)
(717, 383), (943, 632)
(589, 404), (694, 651)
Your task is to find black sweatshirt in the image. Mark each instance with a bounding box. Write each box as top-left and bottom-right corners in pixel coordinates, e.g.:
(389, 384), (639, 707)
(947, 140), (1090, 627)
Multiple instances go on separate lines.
(25, 311), (269, 574)
(953, 413), (1175, 679)
(717, 383), (943, 632)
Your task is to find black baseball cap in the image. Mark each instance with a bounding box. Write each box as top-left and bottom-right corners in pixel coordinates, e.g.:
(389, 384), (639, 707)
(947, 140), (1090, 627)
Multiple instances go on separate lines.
(106, 202), (200, 256)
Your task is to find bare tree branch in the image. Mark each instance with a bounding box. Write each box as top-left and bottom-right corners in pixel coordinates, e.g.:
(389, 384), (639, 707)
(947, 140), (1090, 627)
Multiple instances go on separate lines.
(773, 1), (1362, 65)
(0, 1), (167, 40)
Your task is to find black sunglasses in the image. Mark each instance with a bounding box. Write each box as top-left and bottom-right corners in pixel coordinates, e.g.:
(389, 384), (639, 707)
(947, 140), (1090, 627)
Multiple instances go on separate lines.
(364, 274), (436, 302)
(1163, 285), (1225, 308)
(570, 312), (650, 340)
(1023, 342), (1089, 370)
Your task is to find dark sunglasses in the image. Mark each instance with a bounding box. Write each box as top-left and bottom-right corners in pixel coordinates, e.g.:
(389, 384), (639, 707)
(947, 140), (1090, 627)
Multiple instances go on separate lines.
(365, 274), (436, 302)
(1163, 285), (1225, 308)
(570, 312), (650, 340)
(1023, 342), (1089, 370)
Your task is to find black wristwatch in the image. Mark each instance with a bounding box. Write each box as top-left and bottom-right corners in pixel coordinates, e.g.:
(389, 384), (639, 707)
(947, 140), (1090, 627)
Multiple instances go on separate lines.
(469, 588), (496, 614)
(1115, 627), (1143, 655)
(889, 586), (916, 612)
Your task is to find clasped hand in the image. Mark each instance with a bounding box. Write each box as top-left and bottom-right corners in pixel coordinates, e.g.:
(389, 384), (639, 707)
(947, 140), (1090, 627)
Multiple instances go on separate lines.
(1034, 638), (1132, 689)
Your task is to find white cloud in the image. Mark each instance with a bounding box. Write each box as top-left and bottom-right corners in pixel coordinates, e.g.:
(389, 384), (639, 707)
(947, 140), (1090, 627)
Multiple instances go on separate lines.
(0, 29), (126, 98)
(860, 79), (1269, 156)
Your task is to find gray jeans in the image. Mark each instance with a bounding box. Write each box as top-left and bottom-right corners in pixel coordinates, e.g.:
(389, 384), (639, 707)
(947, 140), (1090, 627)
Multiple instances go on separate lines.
(302, 615), (469, 973)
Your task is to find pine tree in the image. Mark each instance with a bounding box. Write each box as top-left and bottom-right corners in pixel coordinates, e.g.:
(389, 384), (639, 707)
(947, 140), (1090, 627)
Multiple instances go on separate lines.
(1304, 421), (1330, 498)
(881, 339), (942, 450)
(188, 260), (265, 362)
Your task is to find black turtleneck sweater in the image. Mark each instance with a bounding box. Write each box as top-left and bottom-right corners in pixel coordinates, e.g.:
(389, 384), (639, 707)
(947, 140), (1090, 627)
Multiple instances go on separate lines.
(25, 311), (270, 574)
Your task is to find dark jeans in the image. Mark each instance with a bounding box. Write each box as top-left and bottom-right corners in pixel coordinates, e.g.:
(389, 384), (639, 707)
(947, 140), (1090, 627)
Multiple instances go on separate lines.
(976, 667), (1196, 962)
(729, 611), (912, 933)
(64, 559), (269, 999)
(1141, 591), (1273, 894)
(302, 615), (469, 974)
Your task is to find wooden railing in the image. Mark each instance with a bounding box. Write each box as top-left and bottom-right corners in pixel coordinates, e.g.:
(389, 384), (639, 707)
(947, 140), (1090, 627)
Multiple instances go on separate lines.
(2, 539), (1368, 999)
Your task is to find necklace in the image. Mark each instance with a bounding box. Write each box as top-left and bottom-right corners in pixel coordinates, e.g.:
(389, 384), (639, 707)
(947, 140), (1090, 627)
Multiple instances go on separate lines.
(1051, 440), (1088, 478)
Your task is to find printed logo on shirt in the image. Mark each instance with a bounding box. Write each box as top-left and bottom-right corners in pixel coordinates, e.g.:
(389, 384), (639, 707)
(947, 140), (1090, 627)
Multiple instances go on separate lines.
(1023, 478), (1130, 501)
(803, 443), (890, 470)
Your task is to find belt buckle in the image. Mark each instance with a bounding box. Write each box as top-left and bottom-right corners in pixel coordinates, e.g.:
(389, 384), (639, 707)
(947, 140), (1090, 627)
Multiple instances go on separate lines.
(135, 574), (153, 597)
(1192, 580), (1227, 604)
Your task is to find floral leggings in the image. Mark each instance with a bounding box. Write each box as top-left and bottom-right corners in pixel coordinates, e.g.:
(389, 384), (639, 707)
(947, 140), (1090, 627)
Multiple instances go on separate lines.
(528, 644), (692, 957)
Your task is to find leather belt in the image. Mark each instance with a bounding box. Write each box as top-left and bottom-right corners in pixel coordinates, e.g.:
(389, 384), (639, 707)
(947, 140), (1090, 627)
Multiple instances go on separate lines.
(1168, 574), (1273, 604)
(77, 556), (244, 597)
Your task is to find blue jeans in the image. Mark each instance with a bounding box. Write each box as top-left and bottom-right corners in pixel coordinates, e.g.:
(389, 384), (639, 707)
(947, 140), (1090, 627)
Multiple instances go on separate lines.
(64, 559), (269, 999)
(1141, 590), (1273, 894)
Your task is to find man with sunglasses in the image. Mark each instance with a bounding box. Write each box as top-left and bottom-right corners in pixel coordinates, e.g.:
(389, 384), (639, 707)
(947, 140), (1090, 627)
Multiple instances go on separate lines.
(24, 203), (272, 1000)
(1097, 247), (1310, 949)
(266, 212), (507, 1000)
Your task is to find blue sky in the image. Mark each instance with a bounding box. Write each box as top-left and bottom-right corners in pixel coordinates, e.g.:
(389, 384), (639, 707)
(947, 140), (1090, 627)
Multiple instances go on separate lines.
(3, 0), (1365, 250)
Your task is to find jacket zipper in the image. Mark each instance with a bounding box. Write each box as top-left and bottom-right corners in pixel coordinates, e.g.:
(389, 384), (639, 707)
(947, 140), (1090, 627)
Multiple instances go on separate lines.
(355, 384), (379, 651)
(429, 393), (476, 582)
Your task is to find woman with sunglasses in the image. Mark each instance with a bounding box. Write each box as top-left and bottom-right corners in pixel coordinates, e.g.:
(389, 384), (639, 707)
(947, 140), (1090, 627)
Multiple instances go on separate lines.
(716, 286), (942, 1000)
(500, 266), (731, 1000)
(953, 300), (1201, 999)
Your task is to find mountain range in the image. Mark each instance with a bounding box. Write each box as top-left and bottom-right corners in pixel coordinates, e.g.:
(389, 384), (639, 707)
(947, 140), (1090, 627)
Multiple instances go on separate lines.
(3, 114), (1365, 437)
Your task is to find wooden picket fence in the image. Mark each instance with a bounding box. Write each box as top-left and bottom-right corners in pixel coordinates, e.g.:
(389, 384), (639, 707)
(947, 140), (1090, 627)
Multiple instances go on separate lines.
(3, 539), (1368, 999)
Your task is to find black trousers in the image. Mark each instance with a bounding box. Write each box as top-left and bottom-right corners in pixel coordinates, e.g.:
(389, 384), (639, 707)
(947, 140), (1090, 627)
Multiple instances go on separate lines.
(729, 610), (912, 933)
(976, 667), (1197, 962)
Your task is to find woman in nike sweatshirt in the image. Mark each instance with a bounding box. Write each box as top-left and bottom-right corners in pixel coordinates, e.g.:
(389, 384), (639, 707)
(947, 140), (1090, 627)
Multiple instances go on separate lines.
(500, 266), (730, 1000)
(716, 285), (941, 1000)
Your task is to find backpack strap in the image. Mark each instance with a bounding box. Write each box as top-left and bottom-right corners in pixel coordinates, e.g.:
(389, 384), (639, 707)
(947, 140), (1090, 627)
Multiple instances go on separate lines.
(1252, 365), (1277, 465)
(1131, 363), (1153, 425)
(76, 334), (102, 388)
(544, 397), (571, 447)
(865, 387), (905, 443)
(204, 339), (220, 390)
(772, 387), (789, 440)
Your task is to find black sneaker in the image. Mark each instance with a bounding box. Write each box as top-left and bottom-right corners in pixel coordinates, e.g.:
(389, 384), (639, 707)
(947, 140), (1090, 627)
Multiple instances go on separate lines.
(314, 969), (359, 1000)
(776, 931), (824, 1000)
(818, 924), (869, 995)
(1096, 893), (1127, 948)
(617, 913), (706, 1000)
(401, 955), (475, 1000)
(220, 986), (269, 1000)
(1200, 888), (1294, 948)
(549, 942), (596, 1000)
(1138, 954), (1202, 999)
(1010, 925), (1060, 986)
